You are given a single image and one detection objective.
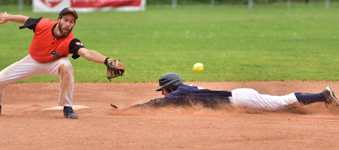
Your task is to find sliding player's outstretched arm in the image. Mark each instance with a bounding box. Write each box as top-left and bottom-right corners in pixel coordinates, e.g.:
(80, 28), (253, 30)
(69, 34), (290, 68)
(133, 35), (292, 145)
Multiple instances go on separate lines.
(111, 98), (167, 110)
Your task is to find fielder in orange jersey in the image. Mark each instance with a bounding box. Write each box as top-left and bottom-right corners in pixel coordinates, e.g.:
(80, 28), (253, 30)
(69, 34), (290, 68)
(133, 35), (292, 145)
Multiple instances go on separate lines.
(0, 7), (124, 119)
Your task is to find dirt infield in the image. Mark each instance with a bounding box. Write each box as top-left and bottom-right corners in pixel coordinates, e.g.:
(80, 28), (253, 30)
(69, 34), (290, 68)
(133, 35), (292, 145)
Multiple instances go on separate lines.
(1, 81), (339, 149)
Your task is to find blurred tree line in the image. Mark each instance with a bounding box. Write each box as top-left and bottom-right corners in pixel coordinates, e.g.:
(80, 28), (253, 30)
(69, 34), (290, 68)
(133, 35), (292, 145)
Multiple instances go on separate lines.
(0, 0), (331, 5)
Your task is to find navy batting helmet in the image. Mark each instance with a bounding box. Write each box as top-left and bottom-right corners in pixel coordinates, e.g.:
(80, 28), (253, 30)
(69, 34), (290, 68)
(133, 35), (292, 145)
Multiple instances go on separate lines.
(156, 72), (183, 93)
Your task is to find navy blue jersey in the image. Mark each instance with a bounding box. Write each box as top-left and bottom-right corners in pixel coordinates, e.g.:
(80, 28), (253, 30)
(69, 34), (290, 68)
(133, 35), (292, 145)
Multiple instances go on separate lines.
(141, 84), (232, 107)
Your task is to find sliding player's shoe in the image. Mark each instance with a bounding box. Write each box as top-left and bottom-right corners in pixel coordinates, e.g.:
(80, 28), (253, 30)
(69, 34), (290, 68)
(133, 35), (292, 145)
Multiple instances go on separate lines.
(321, 86), (339, 106)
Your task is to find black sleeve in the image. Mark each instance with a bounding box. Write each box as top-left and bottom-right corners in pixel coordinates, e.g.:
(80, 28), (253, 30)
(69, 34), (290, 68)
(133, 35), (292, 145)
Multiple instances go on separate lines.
(147, 98), (166, 107)
(69, 38), (85, 59)
(19, 17), (43, 32)
(132, 98), (167, 108)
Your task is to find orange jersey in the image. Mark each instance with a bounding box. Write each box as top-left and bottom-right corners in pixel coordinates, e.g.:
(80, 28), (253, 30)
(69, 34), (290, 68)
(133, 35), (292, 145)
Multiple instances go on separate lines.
(28, 18), (74, 63)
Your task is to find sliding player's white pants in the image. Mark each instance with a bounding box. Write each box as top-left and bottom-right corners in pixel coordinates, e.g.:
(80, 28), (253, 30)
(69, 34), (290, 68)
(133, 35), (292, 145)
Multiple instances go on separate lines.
(230, 88), (298, 111)
(0, 55), (74, 107)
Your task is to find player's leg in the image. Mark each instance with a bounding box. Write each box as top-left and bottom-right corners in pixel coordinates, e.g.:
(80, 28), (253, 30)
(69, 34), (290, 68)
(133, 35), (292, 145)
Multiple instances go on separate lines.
(0, 55), (43, 95)
(294, 93), (324, 105)
(295, 86), (339, 106)
(230, 88), (298, 111)
(47, 57), (74, 107)
(0, 55), (49, 113)
(43, 57), (78, 119)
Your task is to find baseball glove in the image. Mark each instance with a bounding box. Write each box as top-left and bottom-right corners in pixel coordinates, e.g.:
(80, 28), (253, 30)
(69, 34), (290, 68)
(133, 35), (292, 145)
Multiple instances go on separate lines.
(106, 58), (125, 81)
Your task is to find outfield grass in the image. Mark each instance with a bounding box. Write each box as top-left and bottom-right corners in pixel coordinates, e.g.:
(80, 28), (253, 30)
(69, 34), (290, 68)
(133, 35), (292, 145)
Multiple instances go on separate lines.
(1, 4), (339, 83)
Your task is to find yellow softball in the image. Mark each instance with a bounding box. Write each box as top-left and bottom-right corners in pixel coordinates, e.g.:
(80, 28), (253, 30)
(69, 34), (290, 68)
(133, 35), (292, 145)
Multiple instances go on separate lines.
(193, 63), (204, 73)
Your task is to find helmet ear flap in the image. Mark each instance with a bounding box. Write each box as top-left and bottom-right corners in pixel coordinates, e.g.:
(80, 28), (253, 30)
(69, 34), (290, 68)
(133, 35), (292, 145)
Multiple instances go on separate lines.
(165, 85), (174, 93)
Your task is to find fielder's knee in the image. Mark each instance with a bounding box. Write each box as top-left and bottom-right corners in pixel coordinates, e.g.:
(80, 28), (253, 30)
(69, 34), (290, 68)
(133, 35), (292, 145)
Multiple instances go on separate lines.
(58, 62), (73, 75)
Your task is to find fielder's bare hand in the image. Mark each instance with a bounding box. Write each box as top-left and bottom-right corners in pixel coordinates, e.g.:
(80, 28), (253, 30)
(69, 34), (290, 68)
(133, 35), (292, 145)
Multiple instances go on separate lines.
(0, 11), (9, 24)
(0, 12), (28, 24)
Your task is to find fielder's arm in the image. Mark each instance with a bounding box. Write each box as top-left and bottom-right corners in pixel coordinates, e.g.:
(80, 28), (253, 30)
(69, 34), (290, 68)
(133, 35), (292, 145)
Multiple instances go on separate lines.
(77, 48), (107, 64)
(0, 12), (29, 24)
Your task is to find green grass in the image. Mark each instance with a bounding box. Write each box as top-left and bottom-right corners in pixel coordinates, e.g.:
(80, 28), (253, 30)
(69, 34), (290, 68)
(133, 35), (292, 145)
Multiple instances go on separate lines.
(1, 4), (339, 83)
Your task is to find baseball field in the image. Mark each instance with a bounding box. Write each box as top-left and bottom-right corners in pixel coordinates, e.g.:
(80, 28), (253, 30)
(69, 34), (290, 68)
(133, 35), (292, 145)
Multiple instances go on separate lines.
(1, 4), (339, 149)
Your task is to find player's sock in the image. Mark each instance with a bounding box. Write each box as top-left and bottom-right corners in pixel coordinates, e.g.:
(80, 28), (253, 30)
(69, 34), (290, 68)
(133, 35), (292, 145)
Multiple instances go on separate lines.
(295, 93), (325, 105)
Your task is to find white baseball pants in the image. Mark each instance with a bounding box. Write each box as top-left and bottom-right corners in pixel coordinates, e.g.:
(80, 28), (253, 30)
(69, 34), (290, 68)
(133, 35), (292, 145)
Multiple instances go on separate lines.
(230, 88), (298, 111)
(0, 55), (74, 107)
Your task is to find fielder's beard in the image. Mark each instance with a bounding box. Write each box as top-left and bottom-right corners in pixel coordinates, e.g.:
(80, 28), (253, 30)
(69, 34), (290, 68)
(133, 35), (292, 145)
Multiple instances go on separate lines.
(58, 22), (73, 37)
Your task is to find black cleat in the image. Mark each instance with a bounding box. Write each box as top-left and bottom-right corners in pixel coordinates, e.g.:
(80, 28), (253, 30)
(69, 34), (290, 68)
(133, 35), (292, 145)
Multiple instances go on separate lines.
(63, 107), (79, 119)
